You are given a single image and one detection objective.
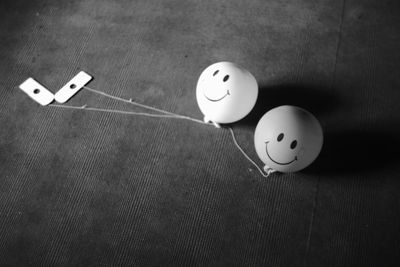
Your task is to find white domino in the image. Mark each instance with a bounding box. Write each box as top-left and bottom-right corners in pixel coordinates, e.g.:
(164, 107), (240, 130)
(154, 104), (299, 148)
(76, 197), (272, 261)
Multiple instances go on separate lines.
(19, 78), (54, 106)
(55, 71), (92, 103)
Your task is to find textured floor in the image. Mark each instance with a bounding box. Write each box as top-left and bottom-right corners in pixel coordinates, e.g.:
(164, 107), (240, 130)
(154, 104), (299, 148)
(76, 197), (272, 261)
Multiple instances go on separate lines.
(1, 0), (400, 266)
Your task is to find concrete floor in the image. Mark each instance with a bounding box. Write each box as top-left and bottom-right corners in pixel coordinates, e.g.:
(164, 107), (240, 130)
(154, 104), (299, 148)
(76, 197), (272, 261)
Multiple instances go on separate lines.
(1, 0), (400, 266)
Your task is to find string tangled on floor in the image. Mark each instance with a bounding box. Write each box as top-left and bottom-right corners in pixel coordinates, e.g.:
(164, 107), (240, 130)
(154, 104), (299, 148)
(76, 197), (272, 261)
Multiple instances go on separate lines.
(49, 85), (271, 178)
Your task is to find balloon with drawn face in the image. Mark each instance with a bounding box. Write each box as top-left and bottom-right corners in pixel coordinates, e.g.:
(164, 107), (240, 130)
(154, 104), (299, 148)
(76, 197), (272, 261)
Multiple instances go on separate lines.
(254, 105), (323, 173)
(196, 62), (258, 126)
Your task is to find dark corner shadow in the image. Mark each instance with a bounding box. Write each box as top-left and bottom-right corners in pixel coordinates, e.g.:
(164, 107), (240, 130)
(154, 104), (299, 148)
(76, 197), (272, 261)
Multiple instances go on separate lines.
(0, 1), (44, 57)
(237, 83), (340, 128)
(304, 129), (400, 175)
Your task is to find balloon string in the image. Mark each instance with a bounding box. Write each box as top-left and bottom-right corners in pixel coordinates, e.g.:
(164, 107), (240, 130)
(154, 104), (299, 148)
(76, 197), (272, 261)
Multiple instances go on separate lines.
(83, 86), (205, 124)
(227, 126), (270, 178)
(49, 104), (191, 120)
(49, 85), (270, 178)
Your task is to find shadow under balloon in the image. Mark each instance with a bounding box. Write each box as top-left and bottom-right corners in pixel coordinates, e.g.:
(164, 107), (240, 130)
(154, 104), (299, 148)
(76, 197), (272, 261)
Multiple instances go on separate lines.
(231, 82), (399, 176)
(305, 129), (400, 175)
(237, 83), (339, 128)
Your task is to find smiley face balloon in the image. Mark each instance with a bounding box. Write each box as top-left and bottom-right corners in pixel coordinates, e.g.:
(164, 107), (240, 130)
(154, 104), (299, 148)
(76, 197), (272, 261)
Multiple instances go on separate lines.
(196, 62), (258, 127)
(254, 105), (323, 173)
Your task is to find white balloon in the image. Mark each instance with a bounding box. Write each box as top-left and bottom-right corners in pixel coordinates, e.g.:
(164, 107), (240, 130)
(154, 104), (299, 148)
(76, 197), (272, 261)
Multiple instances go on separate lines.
(196, 62), (258, 126)
(254, 105), (323, 173)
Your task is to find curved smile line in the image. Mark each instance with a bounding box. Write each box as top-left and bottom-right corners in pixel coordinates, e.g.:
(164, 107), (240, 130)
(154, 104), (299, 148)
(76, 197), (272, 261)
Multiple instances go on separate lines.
(265, 141), (298, 165)
(204, 91), (229, 102)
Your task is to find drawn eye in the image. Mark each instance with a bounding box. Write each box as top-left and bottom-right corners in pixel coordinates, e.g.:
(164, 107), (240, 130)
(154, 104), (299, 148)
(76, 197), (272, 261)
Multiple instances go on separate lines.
(277, 133), (284, 142)
(213, 70), (219, 76)
(290, 140), (297, 149)
(223, 75), (229, 82)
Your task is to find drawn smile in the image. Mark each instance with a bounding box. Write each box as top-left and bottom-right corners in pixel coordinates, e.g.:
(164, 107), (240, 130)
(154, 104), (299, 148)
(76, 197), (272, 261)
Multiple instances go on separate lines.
(204, 90), (230, 102)
(265, 141), (297, 165)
